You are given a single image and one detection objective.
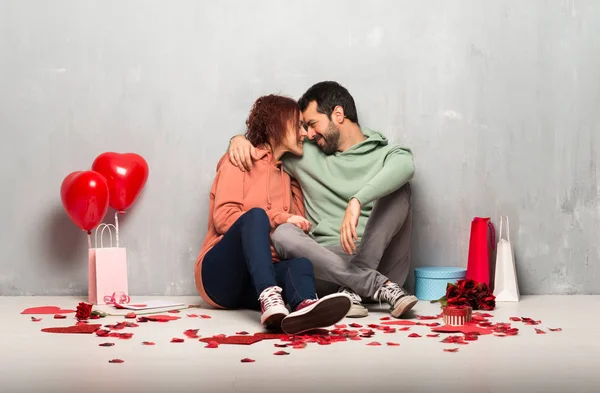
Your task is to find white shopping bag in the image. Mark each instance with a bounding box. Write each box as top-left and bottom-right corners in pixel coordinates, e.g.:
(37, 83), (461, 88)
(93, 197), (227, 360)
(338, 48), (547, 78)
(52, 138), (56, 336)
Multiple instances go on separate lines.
(493, 217), (520, 302)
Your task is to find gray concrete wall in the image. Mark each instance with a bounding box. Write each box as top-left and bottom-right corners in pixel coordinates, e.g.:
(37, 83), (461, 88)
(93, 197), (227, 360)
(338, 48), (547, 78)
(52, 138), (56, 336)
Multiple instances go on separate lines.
(1, 0), (599, 295)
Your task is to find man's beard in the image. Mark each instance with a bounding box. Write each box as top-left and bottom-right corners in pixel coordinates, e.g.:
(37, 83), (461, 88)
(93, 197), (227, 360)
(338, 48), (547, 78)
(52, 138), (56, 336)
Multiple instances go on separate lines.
(316, 121), (340, 155)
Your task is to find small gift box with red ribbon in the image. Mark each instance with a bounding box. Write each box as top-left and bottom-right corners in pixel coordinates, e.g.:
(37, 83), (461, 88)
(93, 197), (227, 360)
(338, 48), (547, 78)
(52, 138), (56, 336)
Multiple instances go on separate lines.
(442, 306), (472, 326)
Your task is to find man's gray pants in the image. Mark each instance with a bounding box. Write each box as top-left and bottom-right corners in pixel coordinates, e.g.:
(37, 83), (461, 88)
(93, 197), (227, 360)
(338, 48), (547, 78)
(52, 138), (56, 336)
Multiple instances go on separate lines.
(271, 184), (412, 299)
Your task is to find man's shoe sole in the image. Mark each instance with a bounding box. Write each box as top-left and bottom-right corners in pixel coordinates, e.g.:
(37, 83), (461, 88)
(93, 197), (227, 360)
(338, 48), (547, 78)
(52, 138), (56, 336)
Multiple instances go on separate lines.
(281, 294), (351, 335)
(391, 295), (418, 318)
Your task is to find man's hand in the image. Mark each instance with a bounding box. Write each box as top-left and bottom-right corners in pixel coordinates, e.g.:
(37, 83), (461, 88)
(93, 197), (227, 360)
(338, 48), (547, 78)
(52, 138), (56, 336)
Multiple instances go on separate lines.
(228, 135), (257, 172)
(340, 198), (361, 254)
(287, 215), (312, 233)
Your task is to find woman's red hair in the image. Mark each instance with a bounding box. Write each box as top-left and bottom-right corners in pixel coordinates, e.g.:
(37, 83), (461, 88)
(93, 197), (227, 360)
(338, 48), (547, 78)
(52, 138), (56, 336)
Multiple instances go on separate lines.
(245, 95), (300, 149)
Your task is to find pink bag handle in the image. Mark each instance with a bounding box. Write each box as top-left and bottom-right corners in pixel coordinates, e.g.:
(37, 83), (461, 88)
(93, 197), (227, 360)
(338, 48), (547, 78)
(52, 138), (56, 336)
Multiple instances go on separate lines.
(94, 224), (117, 248)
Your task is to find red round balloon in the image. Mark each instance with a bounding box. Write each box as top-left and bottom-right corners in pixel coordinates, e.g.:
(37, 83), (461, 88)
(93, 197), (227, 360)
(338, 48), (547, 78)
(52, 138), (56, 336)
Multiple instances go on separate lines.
(91, 152), (149, 212)
(60, 171), (110, 233)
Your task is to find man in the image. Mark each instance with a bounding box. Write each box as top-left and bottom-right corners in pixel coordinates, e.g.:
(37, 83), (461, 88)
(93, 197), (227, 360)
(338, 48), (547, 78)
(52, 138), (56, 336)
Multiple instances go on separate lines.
(228, 81), (417, 318)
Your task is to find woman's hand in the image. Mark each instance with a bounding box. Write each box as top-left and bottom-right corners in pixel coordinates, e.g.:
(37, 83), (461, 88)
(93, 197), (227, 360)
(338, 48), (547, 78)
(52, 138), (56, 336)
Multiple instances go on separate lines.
(287, 215), (312, 233)
(228, 135), (258, 172)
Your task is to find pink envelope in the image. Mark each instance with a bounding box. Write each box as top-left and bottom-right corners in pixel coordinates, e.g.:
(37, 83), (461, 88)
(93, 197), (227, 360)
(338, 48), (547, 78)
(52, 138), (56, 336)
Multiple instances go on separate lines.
(88, 247), (128, 305)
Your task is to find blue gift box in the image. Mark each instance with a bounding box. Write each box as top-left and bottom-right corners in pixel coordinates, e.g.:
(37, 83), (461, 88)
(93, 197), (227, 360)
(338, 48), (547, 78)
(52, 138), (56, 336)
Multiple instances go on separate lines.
(414, 267), (467, 301)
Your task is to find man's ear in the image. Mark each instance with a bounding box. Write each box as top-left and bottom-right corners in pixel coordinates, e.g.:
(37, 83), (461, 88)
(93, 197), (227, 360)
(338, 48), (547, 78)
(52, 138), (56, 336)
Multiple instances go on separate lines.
(332, 105), (345, 124)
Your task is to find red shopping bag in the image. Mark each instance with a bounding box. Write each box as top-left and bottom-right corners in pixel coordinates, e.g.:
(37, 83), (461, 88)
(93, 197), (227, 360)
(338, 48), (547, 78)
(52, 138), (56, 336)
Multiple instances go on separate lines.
(466, 217), (495, 285)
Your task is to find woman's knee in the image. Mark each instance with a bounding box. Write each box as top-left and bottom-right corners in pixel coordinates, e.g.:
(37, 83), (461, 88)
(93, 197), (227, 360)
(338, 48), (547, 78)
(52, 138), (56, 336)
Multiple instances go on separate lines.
(242, 208), (270, 227)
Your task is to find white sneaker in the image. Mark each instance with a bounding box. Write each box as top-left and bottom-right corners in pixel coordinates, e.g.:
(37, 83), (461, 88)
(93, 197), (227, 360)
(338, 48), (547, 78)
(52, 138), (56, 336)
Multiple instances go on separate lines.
(281, 293), (352, 335)
(338, 287), (368, 318)
(373, 282), (418, 318)
(258, 286), (289, 328)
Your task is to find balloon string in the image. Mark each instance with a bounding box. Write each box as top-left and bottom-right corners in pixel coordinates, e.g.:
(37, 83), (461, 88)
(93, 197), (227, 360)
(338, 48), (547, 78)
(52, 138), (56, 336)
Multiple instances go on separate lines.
(115, 211), (126, 247)
(115, 212), (120, 248)
(87, 233), (92, 249)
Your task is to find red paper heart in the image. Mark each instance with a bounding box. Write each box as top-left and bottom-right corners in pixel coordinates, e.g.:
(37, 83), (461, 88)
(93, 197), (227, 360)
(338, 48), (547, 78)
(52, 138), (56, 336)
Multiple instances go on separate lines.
(380, 320), (417, 326)
(200, 335), (263, 345)
(184, 329), (200, 338)
(145, 315), (180, 322)
(22, 306), (76, 315)
(42, 324), (102, 334)
(253, 333), (288, 340)
(92, 152), (149, 211)
(432, 323), (493, 336)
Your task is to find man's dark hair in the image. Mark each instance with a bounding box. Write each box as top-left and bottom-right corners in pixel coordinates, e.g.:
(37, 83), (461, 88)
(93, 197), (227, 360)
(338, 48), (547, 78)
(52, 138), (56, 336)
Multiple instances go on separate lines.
(298, 81), (359, 124)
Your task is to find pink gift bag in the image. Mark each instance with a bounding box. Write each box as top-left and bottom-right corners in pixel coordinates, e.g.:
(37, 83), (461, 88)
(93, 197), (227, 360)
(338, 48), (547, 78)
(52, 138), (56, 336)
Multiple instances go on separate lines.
(88, 224), (128, 305)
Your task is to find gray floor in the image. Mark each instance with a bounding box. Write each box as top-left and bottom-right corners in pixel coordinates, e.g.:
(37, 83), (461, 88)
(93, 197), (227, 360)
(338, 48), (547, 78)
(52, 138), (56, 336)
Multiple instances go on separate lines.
(1, 295), (598, 393)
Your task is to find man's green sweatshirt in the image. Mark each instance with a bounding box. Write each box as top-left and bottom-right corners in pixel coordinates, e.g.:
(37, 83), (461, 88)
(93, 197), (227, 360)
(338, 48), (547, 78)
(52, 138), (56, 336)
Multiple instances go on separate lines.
(282, 127), (414, 246)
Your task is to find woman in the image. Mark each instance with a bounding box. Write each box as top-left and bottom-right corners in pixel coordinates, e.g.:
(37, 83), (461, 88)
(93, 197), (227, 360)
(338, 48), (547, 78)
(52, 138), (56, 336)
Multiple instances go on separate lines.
(195, 94), (351, 334)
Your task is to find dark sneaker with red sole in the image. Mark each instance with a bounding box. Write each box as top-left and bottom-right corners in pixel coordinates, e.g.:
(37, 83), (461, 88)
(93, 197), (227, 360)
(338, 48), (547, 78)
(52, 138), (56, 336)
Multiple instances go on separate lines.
(281, 293), (352, 335)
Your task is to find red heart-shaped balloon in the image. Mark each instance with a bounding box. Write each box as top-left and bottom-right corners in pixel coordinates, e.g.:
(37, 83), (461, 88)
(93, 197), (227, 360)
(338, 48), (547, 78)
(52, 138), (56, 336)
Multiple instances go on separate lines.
(60, 171), (109, 233)
(92, 152), (149, 211)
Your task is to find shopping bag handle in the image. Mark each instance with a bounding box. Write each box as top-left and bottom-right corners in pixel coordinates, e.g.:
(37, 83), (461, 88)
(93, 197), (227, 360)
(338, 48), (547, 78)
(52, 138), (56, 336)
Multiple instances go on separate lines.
(498, 216), (510, 242)
(94, 223), (117, 248)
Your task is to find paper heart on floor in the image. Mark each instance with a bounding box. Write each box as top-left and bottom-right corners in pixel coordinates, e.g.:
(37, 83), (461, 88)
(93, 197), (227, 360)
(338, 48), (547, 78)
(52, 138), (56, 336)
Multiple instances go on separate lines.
(431, 323), (493, 336)
(379, 320), (417, 326)
(42, 324), (102, 334)
(145, 315), (181, 322)
(200, 335), (263, 345)
(21, 306), (76, 314)
(253, 332), (289, 340)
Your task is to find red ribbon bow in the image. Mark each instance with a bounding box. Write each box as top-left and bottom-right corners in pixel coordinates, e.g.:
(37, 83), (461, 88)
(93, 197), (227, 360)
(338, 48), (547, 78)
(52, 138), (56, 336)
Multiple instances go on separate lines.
(104, 292), (130, 306)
